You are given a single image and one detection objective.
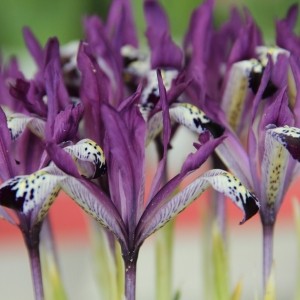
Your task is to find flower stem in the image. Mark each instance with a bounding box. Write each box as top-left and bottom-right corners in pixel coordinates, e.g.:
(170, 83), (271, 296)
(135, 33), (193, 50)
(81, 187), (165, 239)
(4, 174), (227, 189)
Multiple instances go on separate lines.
(262, 223), (274, 292)
(28, 243), (44, 300)
(124, 257), (137, 300)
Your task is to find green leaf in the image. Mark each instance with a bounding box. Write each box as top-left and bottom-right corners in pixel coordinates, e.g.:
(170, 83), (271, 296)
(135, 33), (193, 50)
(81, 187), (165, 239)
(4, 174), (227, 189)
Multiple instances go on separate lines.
(212, 222), (230, 300)
(155, 219), (174, 300)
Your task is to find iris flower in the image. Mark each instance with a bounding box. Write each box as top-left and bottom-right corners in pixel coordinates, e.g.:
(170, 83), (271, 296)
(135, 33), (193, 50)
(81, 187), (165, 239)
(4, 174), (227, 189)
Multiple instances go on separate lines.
(0, 36), (83, 299)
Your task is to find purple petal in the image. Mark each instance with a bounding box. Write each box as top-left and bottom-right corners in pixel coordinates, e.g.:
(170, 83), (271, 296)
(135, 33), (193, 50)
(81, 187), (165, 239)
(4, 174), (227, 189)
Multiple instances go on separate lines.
(137, 136), (225, 237)
(276, 5), (300, 57)
(137, 169), (259, 246)
(22, 27), (43, 69)
(44, 57), (70, 139)
(144, 0), (183, 69)
(60, 175), (127, 250)
(45, 142), (81, 178)
(0, 107), (16, 180)
(101, 103), (146, 231)
(52, 103), (83, 143)
(147, 70), (171, 200)
(106, 0), (138, 48)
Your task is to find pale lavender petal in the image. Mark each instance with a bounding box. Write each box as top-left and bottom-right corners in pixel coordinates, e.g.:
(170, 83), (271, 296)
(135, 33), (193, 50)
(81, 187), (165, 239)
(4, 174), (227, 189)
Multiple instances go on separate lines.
(137, 169), (259, 245)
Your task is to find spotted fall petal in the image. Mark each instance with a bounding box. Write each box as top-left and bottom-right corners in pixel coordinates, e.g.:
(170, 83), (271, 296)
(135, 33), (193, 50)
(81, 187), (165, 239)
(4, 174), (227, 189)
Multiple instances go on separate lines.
(137, 169), (259, 245)
(146, 103), (224, 144)
(6, 113), (45, 140)
(60, 176), (126, 248)
(267, 126), (300, 162)
(221, 60), (256, 131)
(64, 139), (106, 179)
(260, 127), (292, 218)
(0, 169), (65, 226)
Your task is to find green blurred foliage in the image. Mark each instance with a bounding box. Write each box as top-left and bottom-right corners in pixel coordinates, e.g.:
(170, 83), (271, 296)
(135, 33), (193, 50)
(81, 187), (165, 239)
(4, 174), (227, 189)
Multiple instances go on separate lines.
(0, 0), (299, 49)
(0, 0), (110, 48)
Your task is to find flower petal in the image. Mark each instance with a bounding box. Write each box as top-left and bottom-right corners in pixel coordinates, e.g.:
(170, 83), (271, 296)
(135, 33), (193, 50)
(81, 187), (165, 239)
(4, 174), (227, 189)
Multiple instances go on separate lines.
(64, 139), (106, 178)
(60, 176), (127, 249)
(137, 169), (259, 245)
(146, 103), (224, 144)
(6, 113), (45, 140)
(144, 0), (183, 69)
(0, 107), (16, 181)
(0, 169), (64, 225)
(260, 127), (292, 219)
(267, 126), (300, 161)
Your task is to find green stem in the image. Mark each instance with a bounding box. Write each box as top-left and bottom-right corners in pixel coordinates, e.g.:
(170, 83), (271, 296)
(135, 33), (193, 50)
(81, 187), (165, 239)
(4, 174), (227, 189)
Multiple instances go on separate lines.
(155, 219), (174, 300)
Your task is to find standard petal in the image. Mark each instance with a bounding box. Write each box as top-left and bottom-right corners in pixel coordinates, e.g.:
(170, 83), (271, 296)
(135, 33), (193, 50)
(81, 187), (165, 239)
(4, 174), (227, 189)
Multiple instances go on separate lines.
(144, 0), (183, 69)
(137, 169), (259, 245)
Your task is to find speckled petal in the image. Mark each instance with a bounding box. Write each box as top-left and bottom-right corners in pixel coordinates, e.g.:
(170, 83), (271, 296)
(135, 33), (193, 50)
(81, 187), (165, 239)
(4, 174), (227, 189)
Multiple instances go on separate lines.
(64, 139), (106, 178)
(146, 103), (224, 144)
(138, 169), (259, 244)
(0, 169), (64, 225)
(7, 113), (45, 140)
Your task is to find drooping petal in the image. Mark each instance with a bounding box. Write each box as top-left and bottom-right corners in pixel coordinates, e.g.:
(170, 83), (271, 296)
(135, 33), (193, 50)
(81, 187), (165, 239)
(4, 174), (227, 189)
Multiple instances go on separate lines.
(0, 169), (64, 224)
(60, 176), (127, 250)
(137, 136), (225, 236)
(64, 139), (106, 179)
(137, 169), (259, 245)
(6, 113), (45, 140)
(146, 103), (224, 144)
(267, 126), (300, 161)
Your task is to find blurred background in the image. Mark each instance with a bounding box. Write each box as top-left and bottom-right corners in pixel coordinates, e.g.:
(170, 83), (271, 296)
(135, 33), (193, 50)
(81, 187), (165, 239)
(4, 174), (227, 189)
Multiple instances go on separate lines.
(0, 0), (299, 299)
